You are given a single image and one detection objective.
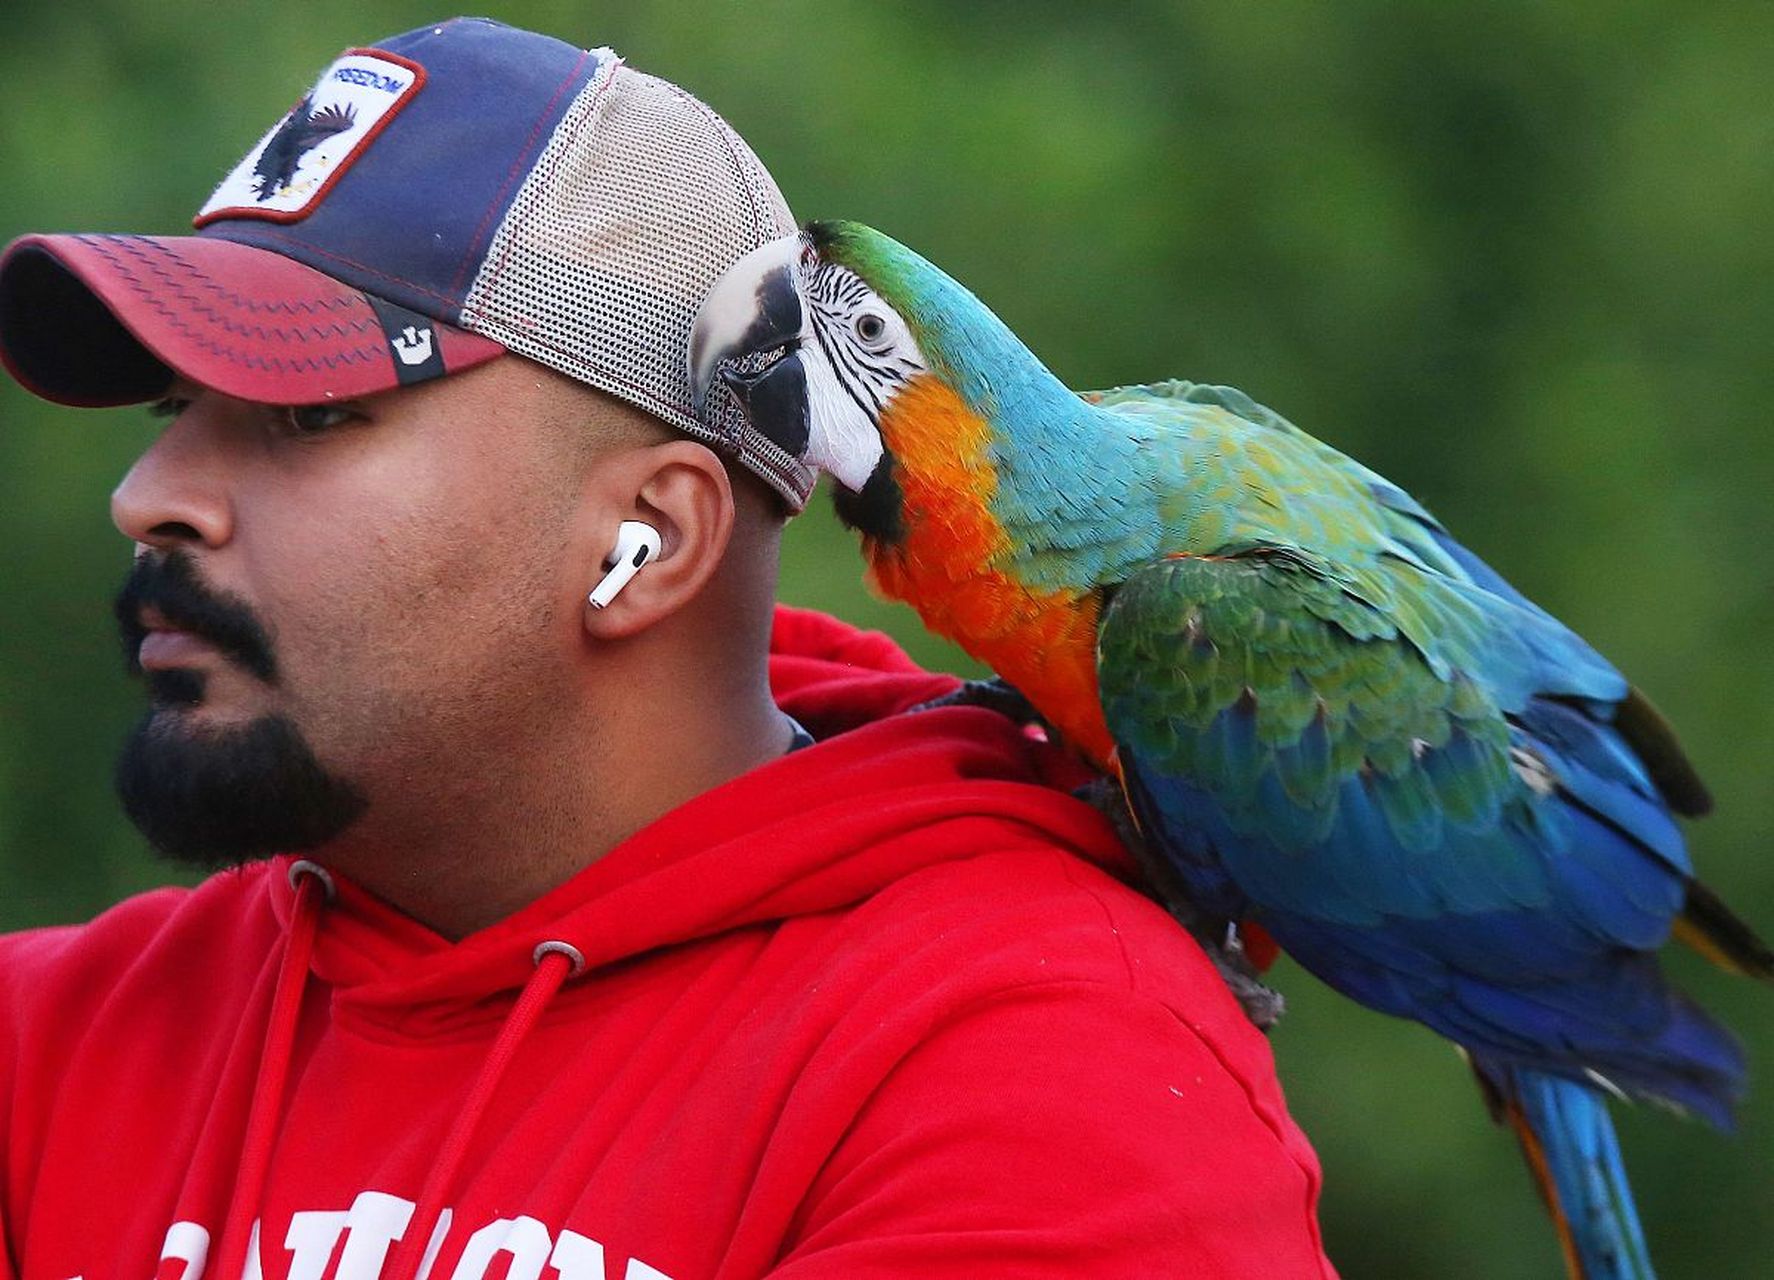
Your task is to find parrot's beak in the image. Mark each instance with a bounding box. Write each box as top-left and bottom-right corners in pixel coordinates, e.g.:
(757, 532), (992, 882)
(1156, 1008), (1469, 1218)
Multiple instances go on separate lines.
(691, 229), (889, 497)
(689, 234), (809, 451)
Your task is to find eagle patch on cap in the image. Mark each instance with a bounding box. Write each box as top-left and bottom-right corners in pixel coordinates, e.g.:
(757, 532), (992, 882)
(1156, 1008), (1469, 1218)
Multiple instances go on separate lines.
(195, 50), (424, 227)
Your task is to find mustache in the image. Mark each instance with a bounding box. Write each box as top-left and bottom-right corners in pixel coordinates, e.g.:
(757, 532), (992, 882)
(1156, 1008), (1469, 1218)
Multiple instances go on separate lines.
(116, 550), (279, 684)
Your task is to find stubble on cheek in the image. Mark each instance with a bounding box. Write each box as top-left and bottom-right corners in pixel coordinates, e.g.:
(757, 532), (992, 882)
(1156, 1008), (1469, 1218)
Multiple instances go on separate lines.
(283, 472), (583, 805)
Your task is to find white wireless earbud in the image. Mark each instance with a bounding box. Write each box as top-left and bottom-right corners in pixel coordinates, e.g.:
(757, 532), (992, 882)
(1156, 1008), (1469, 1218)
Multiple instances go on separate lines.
(587, 520), (663, 609)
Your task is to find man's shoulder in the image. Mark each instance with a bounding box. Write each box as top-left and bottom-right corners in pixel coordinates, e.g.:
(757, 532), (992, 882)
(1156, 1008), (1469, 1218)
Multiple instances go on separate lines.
(0, 864), (281, 1019)
(766, 842), (1334, 1276)
(820, 840), (1279, 1078)
(857, 842), (1221, 991)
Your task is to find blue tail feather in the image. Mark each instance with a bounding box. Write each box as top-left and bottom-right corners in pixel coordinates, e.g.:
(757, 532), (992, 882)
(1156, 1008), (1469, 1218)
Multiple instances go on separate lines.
(1503, 1068), (1654, 1279)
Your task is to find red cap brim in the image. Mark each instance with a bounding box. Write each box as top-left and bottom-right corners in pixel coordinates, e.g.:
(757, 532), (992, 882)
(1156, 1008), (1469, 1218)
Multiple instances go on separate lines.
(0, 233), (505, 407)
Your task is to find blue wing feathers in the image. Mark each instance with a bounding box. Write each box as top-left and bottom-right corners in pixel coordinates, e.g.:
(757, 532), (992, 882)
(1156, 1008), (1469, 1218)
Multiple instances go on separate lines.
(1421, 725), (1506, 828)
(1518, 699), (1688, 873)
(1099, 550), (1747, 1128)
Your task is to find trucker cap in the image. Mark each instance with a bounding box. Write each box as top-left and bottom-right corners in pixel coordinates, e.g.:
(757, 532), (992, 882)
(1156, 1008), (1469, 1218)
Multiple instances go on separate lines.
(0, 18), (814, 508)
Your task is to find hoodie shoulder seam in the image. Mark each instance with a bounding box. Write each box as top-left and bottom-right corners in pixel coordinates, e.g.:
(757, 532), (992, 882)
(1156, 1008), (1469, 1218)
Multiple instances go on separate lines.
(1048, 847), (1144, 991)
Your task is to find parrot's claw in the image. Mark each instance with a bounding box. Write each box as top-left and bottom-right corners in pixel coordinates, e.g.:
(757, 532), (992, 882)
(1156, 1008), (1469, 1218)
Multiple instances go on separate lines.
(1072, 777), (1286, 1031)
(1210, 929), (1287, 1030)
(910, 677), (1046, 728)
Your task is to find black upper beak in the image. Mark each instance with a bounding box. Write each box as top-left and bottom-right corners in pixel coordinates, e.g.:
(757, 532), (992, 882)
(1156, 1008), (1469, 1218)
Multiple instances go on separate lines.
(718, 351), (810, 455)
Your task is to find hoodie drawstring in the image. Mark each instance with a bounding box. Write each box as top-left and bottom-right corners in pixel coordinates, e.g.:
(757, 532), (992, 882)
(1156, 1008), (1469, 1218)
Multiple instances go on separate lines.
(212, 859), (332, 1280)
(383, 939), (585, 1280)
(209, 866), (582, 1280)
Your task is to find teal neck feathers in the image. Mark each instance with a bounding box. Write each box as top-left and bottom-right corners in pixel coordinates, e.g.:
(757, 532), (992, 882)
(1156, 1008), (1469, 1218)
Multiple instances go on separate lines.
(823, 222), (1156, 592)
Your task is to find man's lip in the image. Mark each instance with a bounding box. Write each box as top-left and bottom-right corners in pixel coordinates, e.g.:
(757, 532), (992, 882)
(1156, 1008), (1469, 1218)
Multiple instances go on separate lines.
(138, 626), (220, 670)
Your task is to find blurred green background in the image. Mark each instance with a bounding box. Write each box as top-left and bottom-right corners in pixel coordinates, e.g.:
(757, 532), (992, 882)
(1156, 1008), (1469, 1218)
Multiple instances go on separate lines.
(2, 1), (1769, 1274)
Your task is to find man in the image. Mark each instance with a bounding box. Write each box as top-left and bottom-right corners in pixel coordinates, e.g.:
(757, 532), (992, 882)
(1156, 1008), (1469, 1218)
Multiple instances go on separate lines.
(0, 19), (1334, 1279)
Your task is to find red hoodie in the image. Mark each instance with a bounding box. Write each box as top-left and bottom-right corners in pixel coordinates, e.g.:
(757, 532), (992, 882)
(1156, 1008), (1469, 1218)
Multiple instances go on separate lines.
(1, 607), (1334, 1279)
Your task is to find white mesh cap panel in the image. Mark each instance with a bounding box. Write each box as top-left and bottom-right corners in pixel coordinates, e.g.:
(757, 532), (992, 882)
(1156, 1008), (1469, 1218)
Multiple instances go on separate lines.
(460, 60), (813, 507)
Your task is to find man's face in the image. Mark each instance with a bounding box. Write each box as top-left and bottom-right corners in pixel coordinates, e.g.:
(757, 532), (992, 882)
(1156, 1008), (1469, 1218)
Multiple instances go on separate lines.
(110, 359), (601, 867)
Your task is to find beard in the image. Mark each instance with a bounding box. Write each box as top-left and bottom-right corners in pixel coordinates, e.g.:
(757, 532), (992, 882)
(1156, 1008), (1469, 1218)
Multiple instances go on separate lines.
(115, 698), (367, 871)
(114, 554), (367, 870)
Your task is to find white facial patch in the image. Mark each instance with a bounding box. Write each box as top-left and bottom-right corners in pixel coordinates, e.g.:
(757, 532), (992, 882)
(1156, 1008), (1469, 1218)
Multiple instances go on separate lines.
(800, 268), (928, 492)
(196, 51), (422, 225)
(802, 351), (886, 492)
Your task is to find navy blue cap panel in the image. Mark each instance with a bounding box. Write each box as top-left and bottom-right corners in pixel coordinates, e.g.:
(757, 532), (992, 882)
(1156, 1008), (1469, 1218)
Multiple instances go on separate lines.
(196, 19), (604, 326)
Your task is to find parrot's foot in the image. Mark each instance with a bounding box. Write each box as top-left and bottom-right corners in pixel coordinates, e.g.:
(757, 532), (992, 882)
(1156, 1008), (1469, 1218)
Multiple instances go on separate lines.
(910, 677), (1045, 728)
(1072, 776), (1286, 1032)
(1212, 926), (1287, 1031)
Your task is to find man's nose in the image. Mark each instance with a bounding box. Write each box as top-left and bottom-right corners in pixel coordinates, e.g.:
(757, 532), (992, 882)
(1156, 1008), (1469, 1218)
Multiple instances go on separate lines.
(110, 394), (236, 551)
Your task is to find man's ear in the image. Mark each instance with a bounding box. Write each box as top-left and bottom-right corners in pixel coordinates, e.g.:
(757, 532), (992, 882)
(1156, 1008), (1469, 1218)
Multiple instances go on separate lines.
(578, 440), (736, 641)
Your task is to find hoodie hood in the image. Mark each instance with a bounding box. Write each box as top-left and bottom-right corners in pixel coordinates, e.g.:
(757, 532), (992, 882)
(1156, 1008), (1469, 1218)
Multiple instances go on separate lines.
(270, 604), (1125, 1035)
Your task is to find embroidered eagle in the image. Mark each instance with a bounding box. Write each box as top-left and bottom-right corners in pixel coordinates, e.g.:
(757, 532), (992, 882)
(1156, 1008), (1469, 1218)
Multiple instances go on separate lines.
(252, 96), (357, 200)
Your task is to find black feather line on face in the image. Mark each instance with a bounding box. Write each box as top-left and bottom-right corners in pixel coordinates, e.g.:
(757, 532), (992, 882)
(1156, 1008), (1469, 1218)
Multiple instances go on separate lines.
(810, 307), (884, 423)
(830, 330), (888, 415)
(806, 264), (924, 426)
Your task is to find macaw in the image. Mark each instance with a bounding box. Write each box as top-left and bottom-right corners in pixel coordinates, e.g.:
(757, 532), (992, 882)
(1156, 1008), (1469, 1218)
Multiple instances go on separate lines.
(688, 220), (1772, 1279)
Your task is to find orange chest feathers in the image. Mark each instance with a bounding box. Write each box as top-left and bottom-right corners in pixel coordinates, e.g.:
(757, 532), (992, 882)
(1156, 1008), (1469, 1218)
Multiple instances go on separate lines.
(860, 376), (1117, 770)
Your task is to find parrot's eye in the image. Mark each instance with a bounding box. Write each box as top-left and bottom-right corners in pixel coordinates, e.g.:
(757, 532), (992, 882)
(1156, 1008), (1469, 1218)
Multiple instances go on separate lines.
(855, 312), (890, 350)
